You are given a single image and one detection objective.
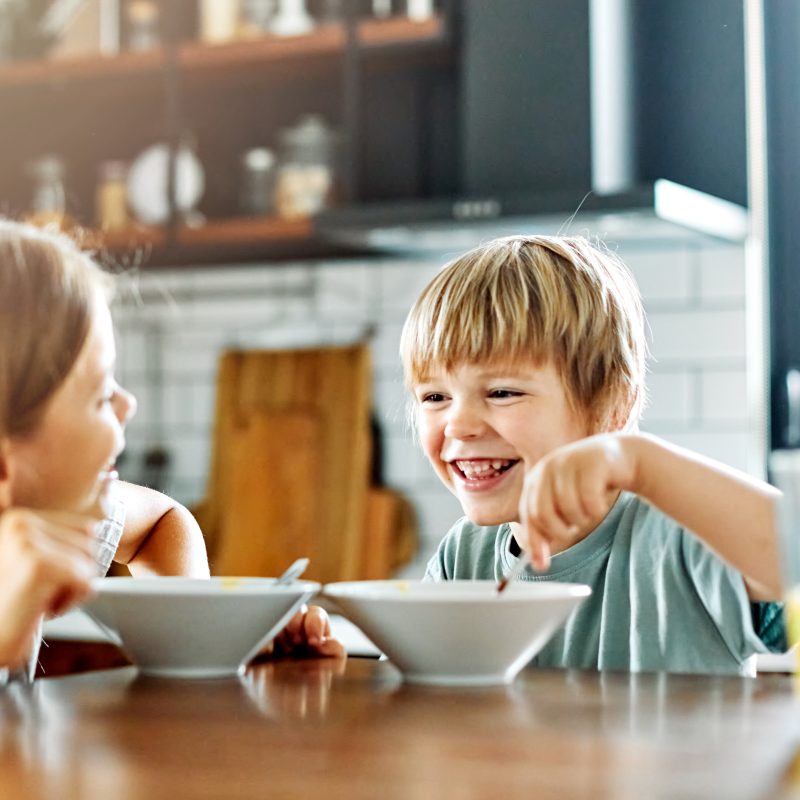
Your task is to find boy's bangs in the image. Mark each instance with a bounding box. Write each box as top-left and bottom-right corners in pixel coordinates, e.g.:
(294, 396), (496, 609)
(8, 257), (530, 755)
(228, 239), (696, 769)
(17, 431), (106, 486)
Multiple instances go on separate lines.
(403, 292), (551, 385)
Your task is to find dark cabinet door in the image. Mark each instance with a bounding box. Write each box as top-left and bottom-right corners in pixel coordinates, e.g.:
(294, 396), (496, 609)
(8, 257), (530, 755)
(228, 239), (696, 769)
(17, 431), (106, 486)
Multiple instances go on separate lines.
(764, 2), (800, 450)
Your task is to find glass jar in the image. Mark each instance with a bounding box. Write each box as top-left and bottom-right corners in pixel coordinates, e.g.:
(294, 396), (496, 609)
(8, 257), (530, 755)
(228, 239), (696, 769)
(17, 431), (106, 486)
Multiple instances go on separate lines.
(274, 115), (336, 220)
(241, 0), (275, 33)
(372, 0), (393, 19)
(95, 159), (131, 232)
(27, 155), (67, 228)
(240, 147), (276, 216)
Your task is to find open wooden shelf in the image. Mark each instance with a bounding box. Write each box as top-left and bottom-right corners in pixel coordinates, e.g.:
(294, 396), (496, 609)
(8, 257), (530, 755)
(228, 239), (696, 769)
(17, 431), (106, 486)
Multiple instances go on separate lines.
(95, 224), (167, 249)
(71, 216), (325, 266)
(176, 216), (313, 246)
(80, 217), (311, 250)
(0, 48), (166, 89)
(0, 15), (448, 89)
(179, 25), (346, 70)
(358, 15), (446, 48)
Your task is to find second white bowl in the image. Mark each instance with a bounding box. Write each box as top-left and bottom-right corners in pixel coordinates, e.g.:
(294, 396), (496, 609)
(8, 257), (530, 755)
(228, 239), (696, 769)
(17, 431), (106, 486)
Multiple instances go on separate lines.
(324, 579), (591, 686)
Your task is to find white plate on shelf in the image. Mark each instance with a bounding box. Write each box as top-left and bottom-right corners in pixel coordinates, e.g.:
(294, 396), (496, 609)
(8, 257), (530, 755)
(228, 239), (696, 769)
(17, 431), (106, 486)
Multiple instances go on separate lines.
(126, 142), (205, 226)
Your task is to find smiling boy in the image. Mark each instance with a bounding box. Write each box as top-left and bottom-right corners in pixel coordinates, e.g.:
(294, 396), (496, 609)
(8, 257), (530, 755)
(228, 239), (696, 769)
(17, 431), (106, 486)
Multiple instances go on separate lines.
(401, 235), (784, 676)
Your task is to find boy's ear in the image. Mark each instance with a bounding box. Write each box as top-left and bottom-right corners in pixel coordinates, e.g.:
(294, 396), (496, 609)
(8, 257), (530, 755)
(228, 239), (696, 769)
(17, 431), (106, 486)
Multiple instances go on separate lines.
(607, 389), (638, 433)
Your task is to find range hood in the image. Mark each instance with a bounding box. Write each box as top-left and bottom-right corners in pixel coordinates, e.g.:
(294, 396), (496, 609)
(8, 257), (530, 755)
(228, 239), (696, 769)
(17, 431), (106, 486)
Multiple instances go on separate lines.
(317, 0), (748, 255)
(316, 181), (748, 255)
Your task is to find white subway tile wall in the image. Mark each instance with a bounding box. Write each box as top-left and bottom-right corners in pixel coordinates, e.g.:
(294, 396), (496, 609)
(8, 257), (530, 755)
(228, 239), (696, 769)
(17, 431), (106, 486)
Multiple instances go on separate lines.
(111, 237), (751, 575)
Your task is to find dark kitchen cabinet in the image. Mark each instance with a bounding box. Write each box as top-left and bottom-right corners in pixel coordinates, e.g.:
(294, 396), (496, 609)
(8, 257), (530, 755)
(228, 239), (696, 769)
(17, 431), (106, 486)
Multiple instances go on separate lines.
(762, 1), (800, 451)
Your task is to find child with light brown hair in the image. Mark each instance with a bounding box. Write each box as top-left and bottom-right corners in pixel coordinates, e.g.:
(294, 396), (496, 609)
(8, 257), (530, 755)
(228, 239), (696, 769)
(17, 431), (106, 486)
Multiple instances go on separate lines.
(401, 234), (784, 675)
(0, 220), (341, 681)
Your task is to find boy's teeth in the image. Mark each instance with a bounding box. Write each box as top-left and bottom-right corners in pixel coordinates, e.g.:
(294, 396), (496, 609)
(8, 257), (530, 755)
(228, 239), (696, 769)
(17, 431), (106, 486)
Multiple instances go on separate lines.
(456, 459), (513, 479)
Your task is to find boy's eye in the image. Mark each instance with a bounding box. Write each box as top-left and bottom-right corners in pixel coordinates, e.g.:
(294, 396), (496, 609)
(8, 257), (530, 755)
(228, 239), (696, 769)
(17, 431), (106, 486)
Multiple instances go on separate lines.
(488, 389), (522, 399)
(420, 392), (447, 404)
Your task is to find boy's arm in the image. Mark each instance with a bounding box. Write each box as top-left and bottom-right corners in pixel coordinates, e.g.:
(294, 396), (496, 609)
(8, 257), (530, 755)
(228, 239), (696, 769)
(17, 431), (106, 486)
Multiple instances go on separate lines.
(627, 433), (781, 601)
(520, 432), (782, 601)
(111, 481), (210, 578)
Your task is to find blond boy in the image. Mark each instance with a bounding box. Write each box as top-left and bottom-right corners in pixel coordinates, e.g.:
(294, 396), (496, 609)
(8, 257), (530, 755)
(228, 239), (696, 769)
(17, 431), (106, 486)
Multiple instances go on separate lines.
(401, 235), (783, 675)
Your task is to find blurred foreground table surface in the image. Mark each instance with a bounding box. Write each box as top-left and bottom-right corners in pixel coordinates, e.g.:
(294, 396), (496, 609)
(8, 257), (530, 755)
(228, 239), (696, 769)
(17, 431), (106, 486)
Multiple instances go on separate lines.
(3, 658), (800, 800)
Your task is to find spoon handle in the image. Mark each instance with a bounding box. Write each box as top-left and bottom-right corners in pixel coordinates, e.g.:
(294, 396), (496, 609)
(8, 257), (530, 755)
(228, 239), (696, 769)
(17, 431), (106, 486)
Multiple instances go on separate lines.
(274, 557), (310, 585)
(497, 551), (532, 594)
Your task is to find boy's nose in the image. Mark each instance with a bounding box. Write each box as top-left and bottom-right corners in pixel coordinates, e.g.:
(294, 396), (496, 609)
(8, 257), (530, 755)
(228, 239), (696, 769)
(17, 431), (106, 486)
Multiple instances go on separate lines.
(114, 386), (137, 425)
(444, 400), (486, 439)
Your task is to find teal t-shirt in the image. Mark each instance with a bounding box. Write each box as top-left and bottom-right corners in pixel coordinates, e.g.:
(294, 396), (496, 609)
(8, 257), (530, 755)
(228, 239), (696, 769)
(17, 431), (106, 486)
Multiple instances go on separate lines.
(423, 492), (776, 676)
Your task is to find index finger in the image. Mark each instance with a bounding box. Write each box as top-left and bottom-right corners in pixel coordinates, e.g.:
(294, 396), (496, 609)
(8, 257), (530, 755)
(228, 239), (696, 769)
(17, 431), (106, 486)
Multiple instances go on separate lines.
(302, 605), (332, 646)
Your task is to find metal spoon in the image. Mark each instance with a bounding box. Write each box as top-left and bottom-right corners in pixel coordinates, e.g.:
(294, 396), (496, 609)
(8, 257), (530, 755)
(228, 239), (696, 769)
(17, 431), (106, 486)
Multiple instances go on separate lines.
(274, 557), (310, 586)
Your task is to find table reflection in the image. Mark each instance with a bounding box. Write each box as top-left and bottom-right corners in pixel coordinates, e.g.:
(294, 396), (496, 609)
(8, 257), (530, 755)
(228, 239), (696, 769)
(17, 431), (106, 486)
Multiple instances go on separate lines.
(2, 660), (800, 800)
(243, 656), (349, 720)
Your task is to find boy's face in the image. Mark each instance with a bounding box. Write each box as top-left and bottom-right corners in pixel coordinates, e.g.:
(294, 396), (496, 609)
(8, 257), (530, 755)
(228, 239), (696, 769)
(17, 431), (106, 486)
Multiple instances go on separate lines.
(5, 295), (136, 516)
(413, 359), (591, 526)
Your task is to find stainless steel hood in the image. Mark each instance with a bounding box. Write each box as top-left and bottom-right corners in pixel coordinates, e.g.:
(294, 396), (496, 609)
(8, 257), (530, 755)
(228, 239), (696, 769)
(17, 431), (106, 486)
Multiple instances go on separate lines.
(316, 180), (748, 256)
(317, 0), (749, 255)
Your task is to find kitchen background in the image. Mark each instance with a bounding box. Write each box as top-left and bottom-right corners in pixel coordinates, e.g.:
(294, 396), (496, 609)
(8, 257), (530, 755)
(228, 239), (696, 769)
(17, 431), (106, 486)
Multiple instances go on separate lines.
(1, 0), (792, 576)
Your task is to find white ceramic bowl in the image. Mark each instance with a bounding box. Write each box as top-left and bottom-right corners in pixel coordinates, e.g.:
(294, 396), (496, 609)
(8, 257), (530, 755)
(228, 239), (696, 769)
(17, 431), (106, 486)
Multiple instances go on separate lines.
(324, 580), (591, 686)
(83, 577), (320, 678)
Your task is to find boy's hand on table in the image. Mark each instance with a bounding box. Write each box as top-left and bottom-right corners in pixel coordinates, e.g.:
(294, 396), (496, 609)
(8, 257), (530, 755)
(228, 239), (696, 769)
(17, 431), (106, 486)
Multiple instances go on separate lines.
(258, 604), (346, 660)
(518, 434), (636, 571)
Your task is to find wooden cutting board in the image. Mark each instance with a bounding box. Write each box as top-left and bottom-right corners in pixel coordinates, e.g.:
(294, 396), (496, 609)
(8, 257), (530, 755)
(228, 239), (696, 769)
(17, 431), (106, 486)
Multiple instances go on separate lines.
(215, 410), (320, 578)
(199, 344), (373, 583)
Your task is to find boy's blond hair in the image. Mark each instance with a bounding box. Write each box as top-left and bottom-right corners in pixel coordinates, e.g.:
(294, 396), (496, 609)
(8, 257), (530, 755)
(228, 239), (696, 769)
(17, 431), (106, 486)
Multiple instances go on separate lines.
(0, 219), (113, 439)
(400, 235), (647, 432)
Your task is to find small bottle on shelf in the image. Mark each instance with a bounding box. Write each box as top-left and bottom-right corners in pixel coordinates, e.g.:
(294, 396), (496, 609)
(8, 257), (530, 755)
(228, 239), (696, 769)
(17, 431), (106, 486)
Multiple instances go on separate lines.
(95, 160), (131, 232)
(126, 0), (160, 51)
(240, 147), (276, 216)
(26, 155), (71, 230)
(199, 0), (242, 44)
(240, 0), (275, 35)
(372, 0), (393, 19)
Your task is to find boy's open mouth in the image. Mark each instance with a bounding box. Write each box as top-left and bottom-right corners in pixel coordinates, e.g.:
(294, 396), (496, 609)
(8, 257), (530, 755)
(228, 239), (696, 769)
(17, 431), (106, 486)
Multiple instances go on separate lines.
(450, 459), (519, 481)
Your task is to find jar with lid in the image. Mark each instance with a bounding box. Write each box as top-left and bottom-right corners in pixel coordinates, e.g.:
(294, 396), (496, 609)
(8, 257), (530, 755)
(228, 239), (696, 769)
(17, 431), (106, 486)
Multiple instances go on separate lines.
(240, 147), (276, 216)
(26, 155), (69, 229)
(95, 159), (131, 232)
(274, 115), (337, 220)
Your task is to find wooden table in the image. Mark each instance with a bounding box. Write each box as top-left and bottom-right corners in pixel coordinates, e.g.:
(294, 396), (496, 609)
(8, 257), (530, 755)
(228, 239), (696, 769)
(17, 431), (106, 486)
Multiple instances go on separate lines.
(3, 657), (800, 800)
